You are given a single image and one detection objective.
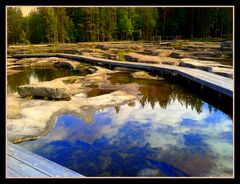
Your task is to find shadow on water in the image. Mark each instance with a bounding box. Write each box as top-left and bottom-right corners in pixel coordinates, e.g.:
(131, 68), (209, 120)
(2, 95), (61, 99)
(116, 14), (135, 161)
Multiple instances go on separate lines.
(87, 87), (116, 98)
(19, 71), (233, 177)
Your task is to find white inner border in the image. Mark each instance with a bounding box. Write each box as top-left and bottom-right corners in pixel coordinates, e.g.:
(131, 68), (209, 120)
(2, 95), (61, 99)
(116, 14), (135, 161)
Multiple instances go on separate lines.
(5, 5), (235, 179)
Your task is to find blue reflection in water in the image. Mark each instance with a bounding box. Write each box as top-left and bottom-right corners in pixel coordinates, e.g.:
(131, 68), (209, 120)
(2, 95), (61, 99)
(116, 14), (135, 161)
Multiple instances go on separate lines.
(146, 159), (189, 176)
(19, 101), (233, 177)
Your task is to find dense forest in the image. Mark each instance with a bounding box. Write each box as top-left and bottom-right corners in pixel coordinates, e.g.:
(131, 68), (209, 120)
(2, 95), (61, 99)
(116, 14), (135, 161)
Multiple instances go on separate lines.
(7, 7), (233, 45)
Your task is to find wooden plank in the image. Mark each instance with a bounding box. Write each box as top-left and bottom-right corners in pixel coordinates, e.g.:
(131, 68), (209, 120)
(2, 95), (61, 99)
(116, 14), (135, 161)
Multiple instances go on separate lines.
(7, 155), (49, 177)
(7, 143), (85, 177)
(11, 53), (233, 97)
(7, 167), (25, 177)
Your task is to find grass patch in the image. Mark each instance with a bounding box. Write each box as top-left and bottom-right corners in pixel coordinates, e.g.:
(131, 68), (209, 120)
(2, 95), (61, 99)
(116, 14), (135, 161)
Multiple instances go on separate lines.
(117, 51), (126, 61)
(117, 47), (133, 61)
(190, 37), (227, 42)
(63, 76), (78, 84)
(171, 40), (191, 47)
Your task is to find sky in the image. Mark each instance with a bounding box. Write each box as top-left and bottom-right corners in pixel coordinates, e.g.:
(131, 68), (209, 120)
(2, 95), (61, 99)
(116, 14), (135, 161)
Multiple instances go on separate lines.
(19, 7), (37, 17)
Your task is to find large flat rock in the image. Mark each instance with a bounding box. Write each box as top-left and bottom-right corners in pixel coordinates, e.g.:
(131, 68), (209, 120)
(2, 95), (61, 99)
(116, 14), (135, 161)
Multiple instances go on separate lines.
(15, 57), (81, 69)
(17, 80), (71, 100)
(124, 52), (180, 65)
(179, 58), (233, 78)
(7, 96), (21, 119)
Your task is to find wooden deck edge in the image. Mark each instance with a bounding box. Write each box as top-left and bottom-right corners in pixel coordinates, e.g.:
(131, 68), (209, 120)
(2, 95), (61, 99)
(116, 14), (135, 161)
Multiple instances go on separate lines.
(7, 142), (85, 178)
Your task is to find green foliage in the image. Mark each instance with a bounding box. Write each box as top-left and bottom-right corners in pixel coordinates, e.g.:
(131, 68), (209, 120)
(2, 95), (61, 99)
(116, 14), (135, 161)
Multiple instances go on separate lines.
(171, 40), (190, 47)
(49, 45), (61, 53)
(190, 37), (226, 42)
(7, 7), (233, 45)
(28, 10), (44, 44)
(117, 51), (126, 61)
(7, 7), (25, 44)
(38, 8), (58, 43)
(117, 8), (134, 40)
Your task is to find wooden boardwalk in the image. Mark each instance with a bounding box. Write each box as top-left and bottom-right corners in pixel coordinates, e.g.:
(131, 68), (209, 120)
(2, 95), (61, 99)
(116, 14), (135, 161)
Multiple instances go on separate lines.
(12, 53), (233, 97)
(7, 142), (85, 178)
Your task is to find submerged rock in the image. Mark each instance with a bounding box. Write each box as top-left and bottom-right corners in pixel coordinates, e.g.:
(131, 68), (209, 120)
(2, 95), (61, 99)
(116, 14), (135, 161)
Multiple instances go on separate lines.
(17, 80), (71, 100)
(113, 67), (140, 72)
(53, 61), (74, 69)
(131, 71), (164, 80)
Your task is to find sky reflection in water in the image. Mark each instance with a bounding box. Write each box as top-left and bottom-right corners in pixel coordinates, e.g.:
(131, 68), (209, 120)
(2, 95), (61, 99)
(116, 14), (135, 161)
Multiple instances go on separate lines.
(19, 99), (233, 177)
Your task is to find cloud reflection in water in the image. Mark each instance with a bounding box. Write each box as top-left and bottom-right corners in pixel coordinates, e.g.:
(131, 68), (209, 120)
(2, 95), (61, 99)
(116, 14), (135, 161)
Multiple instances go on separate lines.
(19, 99), (232, 177)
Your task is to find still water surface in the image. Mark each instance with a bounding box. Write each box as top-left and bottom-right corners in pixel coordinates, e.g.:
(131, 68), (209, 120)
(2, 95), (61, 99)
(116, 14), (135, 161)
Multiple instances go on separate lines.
(7, 66), (90, 94)
(17, 70), (232, 177)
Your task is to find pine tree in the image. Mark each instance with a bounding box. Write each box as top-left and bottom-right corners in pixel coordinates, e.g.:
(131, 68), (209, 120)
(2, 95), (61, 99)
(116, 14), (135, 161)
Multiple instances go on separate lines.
(28, 9), (44, 43)
(117, 8), (133, 40)
(7, 7), (24, 44)
(38, 8), (58, 43)
(7, 7), (233, 44)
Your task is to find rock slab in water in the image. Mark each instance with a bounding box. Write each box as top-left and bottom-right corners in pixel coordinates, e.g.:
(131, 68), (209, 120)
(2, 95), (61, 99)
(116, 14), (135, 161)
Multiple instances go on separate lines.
(17, 80), (71, 100)
(131, 71), (163, 80)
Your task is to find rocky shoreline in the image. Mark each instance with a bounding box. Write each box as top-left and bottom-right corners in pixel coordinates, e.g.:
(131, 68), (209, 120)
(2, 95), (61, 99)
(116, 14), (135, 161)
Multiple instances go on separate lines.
(7, 41), (233, 143)
(7, 57), (144, 143)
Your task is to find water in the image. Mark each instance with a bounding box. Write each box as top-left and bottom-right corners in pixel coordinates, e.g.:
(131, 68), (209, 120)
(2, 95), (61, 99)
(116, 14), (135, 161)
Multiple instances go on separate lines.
(7, 66), (91, 94)
(18, 71), (233, 177)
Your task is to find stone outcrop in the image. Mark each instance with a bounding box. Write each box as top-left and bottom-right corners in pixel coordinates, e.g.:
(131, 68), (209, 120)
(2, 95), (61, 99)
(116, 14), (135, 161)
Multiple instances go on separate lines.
(7, 96), (21, 119)
(17, 80), (71, 100)
(16, 57), (83, 70)
(220, 41), (233, 51)
(179, 58), (233, 78)
(209, 67), (233, 78)
(7, 89), (139, 143)
(169, 51), (189, 58)
(143, 49), (173, 57)
(131, 71), (164, 80)
(53, 61), (74, 69)
(7, 69), (23, 76)
(7, 58), (19, 66)
(124, 52), (180, 65)
(7, 65), (141, 143)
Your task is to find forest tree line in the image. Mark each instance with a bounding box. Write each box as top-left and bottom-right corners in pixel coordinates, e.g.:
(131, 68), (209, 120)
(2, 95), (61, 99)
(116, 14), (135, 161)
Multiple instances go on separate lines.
(7, 7), (233, 45)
